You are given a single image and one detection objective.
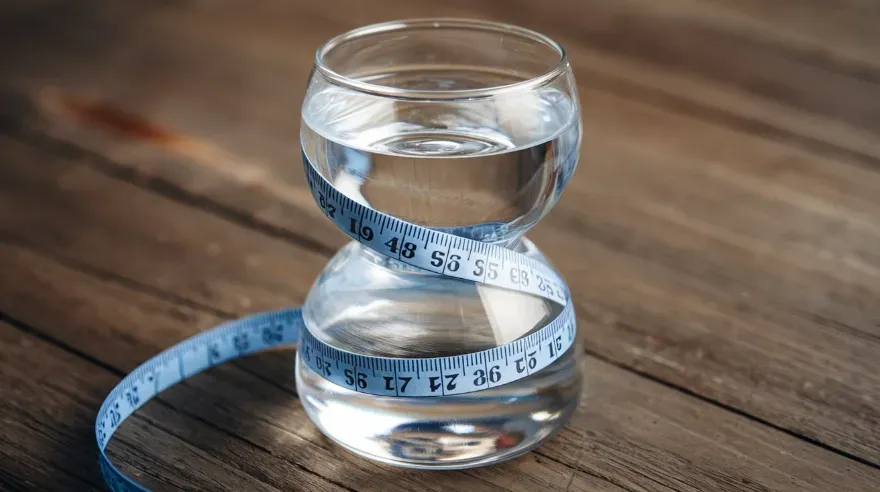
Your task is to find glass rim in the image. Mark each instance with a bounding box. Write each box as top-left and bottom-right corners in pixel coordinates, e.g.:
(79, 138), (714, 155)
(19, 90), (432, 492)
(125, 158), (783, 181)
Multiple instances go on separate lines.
(314, 18), (569, 100)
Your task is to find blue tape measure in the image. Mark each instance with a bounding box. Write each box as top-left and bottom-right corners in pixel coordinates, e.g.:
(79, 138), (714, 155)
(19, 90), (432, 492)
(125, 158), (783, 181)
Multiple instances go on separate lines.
(96, 154), (576, 491)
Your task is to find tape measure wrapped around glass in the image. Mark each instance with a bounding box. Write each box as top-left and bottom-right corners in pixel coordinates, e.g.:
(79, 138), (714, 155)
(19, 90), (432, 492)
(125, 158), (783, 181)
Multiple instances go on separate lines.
(95, 155), (576, 491)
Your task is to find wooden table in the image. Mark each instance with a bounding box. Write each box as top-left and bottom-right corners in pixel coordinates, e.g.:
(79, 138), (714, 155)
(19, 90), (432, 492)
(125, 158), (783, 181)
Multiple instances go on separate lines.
(2, 1), (878, 490)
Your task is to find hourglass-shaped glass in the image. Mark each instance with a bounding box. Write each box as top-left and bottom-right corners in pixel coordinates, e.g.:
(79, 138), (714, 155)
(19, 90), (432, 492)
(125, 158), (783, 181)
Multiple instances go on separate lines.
(297, 19), (582, 469)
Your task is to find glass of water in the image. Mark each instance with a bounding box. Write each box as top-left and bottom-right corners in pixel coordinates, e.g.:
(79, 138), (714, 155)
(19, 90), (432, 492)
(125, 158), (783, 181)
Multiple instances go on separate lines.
(298, 18), (582, 468)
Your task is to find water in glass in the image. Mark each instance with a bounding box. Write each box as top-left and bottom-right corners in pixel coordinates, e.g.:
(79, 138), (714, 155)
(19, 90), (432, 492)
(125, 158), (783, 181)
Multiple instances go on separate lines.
(296, 19), (583, 469)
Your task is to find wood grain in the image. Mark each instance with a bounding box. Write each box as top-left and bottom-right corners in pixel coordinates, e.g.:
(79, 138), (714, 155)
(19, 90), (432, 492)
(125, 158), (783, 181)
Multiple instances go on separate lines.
(702, 0), (880, 67)
(1, 137), (878, 491)
(3, 0), (880, 462)
(1, 0), (879, 489)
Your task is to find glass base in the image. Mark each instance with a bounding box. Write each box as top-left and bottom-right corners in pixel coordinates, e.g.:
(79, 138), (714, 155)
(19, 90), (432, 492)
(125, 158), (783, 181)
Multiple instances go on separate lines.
(297, 238), (582, 468)
(296, 352), (580, 468)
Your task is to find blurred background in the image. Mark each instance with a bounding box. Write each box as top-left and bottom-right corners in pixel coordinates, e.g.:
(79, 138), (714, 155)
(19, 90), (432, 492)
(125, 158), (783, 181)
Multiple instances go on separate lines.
(4, 0), (879, 303)
(3, 1), (879, 255)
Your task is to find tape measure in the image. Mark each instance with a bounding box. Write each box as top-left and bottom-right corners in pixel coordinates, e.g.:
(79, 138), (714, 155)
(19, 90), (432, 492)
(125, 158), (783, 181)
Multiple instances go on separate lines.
(96, 154), (576, 491)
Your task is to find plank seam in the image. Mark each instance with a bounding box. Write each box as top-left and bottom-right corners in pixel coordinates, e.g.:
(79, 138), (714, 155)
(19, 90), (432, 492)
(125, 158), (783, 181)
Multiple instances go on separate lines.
(0, 465), (100, 492)
(0, 426), (107, 491)
(583, 346), (880, 471)
(533, 451), (642, 492)
(501, 0), (880, 87)
(582, 68), (880, 172)
(0, 118), (337, 258)
(144, 400), (356, 492)
(0, 231), (237, 320)
(0, 310), (126, 378)
(114, 412), (284, 491)
(1, 310), (358, 492)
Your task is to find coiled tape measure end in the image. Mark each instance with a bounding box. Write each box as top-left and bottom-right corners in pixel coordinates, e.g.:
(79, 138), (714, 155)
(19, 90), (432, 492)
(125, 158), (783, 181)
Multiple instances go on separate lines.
(96, 155), (576, 491)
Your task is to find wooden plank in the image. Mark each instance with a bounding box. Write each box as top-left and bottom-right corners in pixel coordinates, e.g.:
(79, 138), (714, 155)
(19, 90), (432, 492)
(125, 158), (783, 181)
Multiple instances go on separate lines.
(2, 0), (879, 229)
(558, 91), (880, 336)
(531, 87), (880, 463)
(0, 0), (345, 248)
(2, 237), (878, 491)
(0, 0), (879, 466)
(0, 245), (575, 492)
(700, 0), (880, 67)
(0, 131), (329, 315)
(4, 66), (880, 467)
(1, 0), (879, 475)
(0, 136), (581, 491)
(0, 246), (577, 491)
(294, 0), (880, 164)
(567, 471), (630, 492)
(231, 0), (880, 163)
(1, 123), (879, 491)
(0, 320), (334, 492)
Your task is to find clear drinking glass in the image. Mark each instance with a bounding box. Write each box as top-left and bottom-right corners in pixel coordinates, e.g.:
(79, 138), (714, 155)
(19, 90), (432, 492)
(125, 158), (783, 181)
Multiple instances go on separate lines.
(297, 18), (582, 469)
